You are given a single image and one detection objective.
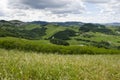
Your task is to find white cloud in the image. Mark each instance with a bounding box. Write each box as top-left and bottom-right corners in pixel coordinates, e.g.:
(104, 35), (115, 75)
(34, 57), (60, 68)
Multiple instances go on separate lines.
(84, 0), (109, 3)
(8, 0), (85, 14)
(0, 0), (7, 16)
(0, 0), (119, 23)
(99, 0), (120, 14)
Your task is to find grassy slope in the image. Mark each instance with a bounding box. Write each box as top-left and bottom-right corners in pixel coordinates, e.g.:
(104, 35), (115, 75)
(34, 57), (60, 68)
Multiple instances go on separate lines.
(0, 37), (120, 54)
(42, 24), (79, 39)
(42, 25), (67, 39)
(0, 49), (120, 80)
(1, 22), (119, 46)
(18, 24), (41, 30)
(29, 25), (120, 47)
(0, 22), (120, 48)
(0, 37), (51, 45)
(68, 32), (120, 46)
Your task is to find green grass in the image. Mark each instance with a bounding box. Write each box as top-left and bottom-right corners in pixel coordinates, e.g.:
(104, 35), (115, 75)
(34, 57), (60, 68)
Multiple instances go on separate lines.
(42, 25), (79, 39)
(20, 24), (41, 30)
(43, 25), (67, 39)
(0, 49), (120, 80)
(0, 37), (120, 55)
(68, 32), (120, 46)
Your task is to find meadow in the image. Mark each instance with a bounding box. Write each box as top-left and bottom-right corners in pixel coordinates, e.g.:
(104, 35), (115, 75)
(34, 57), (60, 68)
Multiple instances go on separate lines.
(0, 48), (120, 80)
(0, 37), (120, 55)
(0, 20), (120, 80)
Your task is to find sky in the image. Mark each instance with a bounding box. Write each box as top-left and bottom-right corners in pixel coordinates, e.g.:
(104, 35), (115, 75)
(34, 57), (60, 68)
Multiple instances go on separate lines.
(0, 0), (120, 23)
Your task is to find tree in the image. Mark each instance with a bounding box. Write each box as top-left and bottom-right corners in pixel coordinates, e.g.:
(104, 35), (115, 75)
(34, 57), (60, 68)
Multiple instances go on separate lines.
(79, 23), (113, 34)
(50, 38), (69, 46)
(94, 41), (111, 49)
(49, 29), (76, 40)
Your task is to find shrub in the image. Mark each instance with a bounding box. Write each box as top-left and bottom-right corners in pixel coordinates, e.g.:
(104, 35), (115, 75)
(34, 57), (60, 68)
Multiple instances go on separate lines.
(49, 29), (76, 40)
(79, 23), (113, 34)
(0, 37), (120, 55)
(82, 33), (95, 38)
(94, 41), (111, 49)
(117, 46), (120, 49)
(50, 38), (69, 46)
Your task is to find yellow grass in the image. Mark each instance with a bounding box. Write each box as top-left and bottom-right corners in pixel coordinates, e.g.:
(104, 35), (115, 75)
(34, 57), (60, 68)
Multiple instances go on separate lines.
(0, 49), (120, 80)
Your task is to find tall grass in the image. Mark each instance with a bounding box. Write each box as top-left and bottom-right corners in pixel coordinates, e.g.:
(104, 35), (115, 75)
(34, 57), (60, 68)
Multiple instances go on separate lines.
(0, 49), (120, 80)
(0, 37), (120, 54)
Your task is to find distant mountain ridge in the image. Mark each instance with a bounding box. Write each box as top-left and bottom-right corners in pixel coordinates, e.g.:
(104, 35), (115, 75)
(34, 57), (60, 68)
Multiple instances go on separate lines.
(104, 22), (120, 26)
(27, 21), (120, 27)
(29, 21), (84, 26)
(0, 20), (120, 27)
(29, 21), (48, 26)
(51, 22), (84, 26)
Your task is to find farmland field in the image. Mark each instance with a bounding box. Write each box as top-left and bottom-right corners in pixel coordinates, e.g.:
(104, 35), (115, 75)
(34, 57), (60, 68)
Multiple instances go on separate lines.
(0, 49), (120, 80)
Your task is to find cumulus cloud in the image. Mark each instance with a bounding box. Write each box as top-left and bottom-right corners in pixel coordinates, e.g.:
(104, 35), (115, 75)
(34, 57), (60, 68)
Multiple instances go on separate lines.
(0, 0), (119, 23)
(21, 0), (69, 9)
(84, 0), (109, 3)
(0, 12), (4, 16)
(99, 0), (120, 14)
(8, 0), (85, 14)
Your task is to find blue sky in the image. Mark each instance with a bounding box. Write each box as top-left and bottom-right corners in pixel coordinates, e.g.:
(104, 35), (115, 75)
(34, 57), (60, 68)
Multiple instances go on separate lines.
(0, 0), (120, 23)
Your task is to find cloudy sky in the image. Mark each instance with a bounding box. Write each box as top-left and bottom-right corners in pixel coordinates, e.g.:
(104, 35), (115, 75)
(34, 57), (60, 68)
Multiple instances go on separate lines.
(0, 0), (120, 23)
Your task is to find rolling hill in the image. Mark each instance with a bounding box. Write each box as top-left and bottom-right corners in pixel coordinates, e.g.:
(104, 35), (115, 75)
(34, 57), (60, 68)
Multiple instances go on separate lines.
(0, 20), (120, 49)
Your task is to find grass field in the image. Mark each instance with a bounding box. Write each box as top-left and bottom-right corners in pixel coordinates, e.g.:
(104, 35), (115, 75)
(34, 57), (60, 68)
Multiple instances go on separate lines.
(68, 32), (120, 47)
(42, 25), (67, 39)
(0, 49), (120, 80)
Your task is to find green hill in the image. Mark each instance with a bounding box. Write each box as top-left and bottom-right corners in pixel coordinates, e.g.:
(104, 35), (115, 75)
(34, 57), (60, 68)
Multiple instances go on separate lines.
(0, 20), (120, 80)
(0, 20), (120, 49)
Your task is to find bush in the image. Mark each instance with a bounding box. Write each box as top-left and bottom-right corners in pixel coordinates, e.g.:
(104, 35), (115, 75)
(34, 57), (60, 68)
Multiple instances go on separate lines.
(117, 46), (120, 49)
(0, 37), (120, 55)
(0, 27), (47, 40)
(50, 38), (69, 46)
(49, 29), (76, 40)
(93, 41), (111, 49)
(79, 23), (113, 35)
(82, 33), (95, 38)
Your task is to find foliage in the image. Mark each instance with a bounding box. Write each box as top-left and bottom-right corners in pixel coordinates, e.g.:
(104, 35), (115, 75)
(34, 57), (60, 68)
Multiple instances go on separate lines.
(79, 23), (114, 34)
(82, 33), (95, 38)
(0, 20), (120, 49)
(0, 27), (47, 39)
(0, 37), (120, 54)
(92, 41), (111, 49)
(50, 38), (69, 46)
(49, 29), (76, 40)
(117, 46), (120, 49)
(116, 27), (120, 31)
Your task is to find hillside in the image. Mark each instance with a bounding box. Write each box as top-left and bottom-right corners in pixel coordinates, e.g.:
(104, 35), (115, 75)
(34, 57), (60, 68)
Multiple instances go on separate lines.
(1, 37), (120, 54)
(0, 20), (120, 80)
(0, 20), (120, 49)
